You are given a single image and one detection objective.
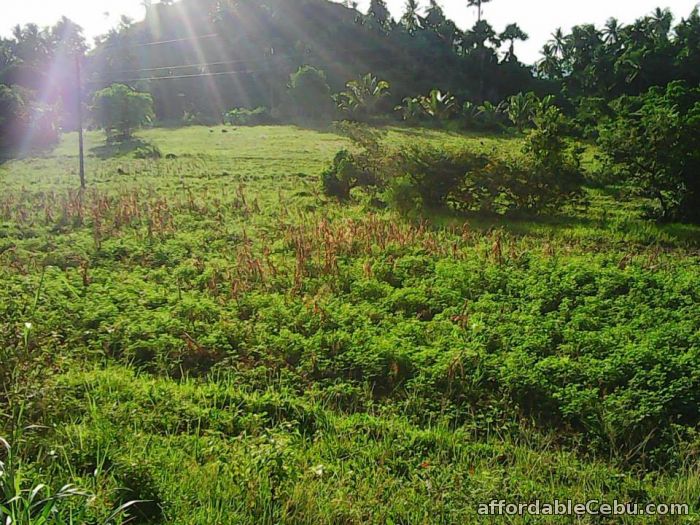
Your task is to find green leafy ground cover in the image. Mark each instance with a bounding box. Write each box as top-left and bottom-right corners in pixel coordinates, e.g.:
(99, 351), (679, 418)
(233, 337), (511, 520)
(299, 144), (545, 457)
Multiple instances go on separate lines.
(1, 125), (699, 524)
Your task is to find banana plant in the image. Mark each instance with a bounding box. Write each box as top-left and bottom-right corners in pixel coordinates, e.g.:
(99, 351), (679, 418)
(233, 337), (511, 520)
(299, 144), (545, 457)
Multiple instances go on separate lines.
(395, 96), (424, 121)
(506, 92), (536, 131)
(463, 99), (507, 130)
(418, 89), (457, 121)
(506, 92), (556, 132)
(335, 73), (390, 118)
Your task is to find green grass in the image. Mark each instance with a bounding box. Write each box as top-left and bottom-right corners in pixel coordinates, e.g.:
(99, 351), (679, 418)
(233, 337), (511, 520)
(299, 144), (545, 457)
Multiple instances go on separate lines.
(1, 125), (699, 524)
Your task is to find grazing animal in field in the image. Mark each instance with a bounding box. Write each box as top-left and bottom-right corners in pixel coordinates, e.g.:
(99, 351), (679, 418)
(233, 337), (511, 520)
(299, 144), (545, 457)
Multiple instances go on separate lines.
(117, 167), (126, 175)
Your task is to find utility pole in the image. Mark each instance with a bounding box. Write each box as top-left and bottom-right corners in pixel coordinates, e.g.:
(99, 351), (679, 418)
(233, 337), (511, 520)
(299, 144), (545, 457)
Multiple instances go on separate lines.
(268, 47), (275, 113)
(75, 53), (86, 189)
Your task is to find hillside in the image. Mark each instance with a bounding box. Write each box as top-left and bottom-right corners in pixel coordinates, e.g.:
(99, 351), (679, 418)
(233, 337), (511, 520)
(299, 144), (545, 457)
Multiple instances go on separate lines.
(85, 0), (535, 120)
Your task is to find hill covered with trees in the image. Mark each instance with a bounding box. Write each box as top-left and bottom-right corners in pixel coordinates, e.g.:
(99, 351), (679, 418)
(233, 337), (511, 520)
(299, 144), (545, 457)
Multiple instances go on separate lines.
(87, 0), (536, 121)
(1, 0), (699, 138)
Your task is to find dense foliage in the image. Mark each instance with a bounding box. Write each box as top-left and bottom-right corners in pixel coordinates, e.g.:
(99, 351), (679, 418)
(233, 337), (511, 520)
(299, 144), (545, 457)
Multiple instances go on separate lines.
(288, 66), (334, 121)
(92, 84), (155, 140)
(82, 0), (536, 121)
(598, 81), (700, 222)
(0, 18), (85, 153)
(224, 106), (274, 126)
(325, 107), (583, 216)
(0, 84), (59, 152)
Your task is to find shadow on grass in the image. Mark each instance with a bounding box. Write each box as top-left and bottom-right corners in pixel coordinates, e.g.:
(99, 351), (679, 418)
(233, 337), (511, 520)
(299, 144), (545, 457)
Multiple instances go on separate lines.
(420, 202), (700, 249)
(90, 138), (156, 159)
(1, 139), (61, 163)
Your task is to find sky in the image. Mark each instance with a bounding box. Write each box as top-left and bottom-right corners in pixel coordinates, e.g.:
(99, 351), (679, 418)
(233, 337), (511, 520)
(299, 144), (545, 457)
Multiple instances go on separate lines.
(1, 0), (699, 63)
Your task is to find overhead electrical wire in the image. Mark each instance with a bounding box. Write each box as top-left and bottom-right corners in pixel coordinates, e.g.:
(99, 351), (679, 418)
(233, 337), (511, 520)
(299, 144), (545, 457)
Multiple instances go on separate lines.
(109, 54), (293, 75)
(88, 64), (292, 85)
(87, 32), (391, 85)
(98, 33), (220, 51)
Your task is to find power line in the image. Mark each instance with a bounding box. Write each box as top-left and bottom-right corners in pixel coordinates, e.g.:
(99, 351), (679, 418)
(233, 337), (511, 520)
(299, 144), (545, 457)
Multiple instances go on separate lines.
(110, 54), (293, 75)
(98, 33), (220, 51)
(86, 64), (293, 85)
(88, 56), (398, 85)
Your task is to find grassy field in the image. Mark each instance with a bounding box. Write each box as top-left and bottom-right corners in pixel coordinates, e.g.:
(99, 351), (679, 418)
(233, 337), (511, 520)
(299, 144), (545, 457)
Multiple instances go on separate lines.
(1, 125), (699, 524)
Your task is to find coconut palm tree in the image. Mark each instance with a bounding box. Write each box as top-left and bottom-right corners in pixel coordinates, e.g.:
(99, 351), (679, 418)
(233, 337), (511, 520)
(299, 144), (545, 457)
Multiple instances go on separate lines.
(549, 27), (567, 58)
(500, 23), (529, 61)
(602, 17), (621, 45)
(401, 0), (422, 34)
(649, 7), (673, 40)
(537, 43), (562, 79)
(467, 0), (493, 23)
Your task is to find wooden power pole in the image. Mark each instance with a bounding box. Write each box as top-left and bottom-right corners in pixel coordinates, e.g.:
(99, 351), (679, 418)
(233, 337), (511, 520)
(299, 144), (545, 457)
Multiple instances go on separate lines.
(75, 53), (86, 189)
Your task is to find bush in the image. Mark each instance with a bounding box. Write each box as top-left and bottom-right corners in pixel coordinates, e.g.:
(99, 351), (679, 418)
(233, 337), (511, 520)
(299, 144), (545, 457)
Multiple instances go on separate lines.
(288, 66), (334, 121)
(133, 143), (163, 159)
(321, 122), (385, 200)
(92, 84), (154, 141)
(573, 96), (613, 139)
(223, 106), (273, 126)
(386, 174), (422, 214)
(0, 84), (59, 153)
(325, 111), (582, 214)
(387, 114), (582, 215)
(598, 81), (700, 223)
(462, 100), (508, 132)
(321, 149), (375, 200)
(394, 146), (487, 209)
(518, 105), (584, 211)
(334, 73), (390, 121)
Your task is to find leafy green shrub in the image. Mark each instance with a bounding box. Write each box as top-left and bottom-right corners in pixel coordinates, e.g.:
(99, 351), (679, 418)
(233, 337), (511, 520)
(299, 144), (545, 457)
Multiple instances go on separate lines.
(321, 122), (385, 200)
(505, 92), (555, 132)
(92, 84), (154, 141)
(518, 105), (584, 211)
(0, 84), (59, 152)
(334, 73), (390, 121)
(393, 146), (487, 209)
(133, 143), (163, 159)
(288, 66), (334, 121)
(387, 121), (583, 214)
(505, 92), (537, 132)
(394, 96), (424, 122)
(321, 149), (374, 200)
(462, 100), (508, 131)
(385, 174), (422, 214)
(598, 81), (700, 222)
(327, 115), (582, 213)
(418, 90), (458, 121)
(223, 106), (273, 126)
(573, 96), (613, 139)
